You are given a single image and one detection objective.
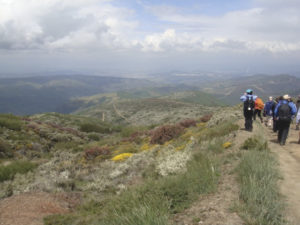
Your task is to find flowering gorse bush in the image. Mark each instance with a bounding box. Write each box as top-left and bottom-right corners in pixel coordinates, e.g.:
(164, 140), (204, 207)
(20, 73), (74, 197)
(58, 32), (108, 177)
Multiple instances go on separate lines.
(112, 153), (133, 161)
(222, 142), (232, 149)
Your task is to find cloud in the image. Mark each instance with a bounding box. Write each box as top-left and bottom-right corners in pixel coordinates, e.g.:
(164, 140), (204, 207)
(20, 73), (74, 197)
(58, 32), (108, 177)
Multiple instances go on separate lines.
(1, 0), (300, 75)
(0, 0), (137, 51)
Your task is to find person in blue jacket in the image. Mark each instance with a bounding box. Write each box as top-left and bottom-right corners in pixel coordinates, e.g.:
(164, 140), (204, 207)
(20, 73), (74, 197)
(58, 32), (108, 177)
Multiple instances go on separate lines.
(274, 94), (297, 145)
(264, 96), (275, 127)
(240, 89), (257, 131)
(296, 105), (300, 144)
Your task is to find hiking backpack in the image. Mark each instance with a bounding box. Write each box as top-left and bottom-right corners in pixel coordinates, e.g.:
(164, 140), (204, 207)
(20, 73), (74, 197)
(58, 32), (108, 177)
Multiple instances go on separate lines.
(278, 103), (291, 122)
(244, 96), (255, 112)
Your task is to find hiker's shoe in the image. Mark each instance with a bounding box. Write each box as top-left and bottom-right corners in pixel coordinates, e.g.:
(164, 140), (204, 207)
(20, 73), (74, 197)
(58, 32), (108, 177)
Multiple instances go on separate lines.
(280, 141), (285, 146)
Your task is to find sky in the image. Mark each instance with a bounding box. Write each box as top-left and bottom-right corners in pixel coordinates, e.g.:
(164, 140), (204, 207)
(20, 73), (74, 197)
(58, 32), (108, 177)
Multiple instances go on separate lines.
(1, 0), (300, 76)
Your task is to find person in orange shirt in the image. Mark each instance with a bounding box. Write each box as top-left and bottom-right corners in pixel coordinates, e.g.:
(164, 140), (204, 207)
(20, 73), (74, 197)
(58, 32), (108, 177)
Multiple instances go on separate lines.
(254, 97), (264, 123)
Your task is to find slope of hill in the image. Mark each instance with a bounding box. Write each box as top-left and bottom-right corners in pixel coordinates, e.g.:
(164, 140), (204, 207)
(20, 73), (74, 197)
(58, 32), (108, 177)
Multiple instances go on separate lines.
(0, 75), (155, 115)
(73, 92), (222, 126)
(1, 103), (292, 225)
(0, 105), (242, 225)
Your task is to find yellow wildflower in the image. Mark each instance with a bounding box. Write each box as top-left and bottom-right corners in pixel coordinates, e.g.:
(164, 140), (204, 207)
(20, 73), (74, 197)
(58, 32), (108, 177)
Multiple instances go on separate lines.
(112, 153), (133, 161)
(140, 143), (151, 151)
(222, 142), (232, 149)
(176, 144), (186, 151)
(196, 122), (206, 128)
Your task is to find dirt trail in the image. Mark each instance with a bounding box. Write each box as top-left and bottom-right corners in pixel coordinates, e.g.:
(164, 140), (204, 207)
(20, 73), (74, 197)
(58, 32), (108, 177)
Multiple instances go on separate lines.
(263, 123), (300, 225)
(0, 192), (80, 225)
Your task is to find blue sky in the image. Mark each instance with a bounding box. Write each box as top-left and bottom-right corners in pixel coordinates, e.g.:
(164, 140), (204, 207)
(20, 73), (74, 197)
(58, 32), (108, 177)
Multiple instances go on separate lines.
(0, 0), (300, 76)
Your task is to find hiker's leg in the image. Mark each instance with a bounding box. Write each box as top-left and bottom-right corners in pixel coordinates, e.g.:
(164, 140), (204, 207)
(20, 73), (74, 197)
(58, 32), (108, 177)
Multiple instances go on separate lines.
(244, 112), (252, 131)
(281, 122), (291, 145)
(249, 112), (253, 131)
(253, 110), (257, 120)
(258, 110), (263, 122)
(273, 119), (277, 132)
(267, 116), (272, 127)
(277, 121), (283, 142)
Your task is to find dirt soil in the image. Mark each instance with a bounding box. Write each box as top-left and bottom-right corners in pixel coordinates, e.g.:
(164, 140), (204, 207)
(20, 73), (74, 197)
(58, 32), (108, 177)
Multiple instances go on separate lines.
(264, 122), (300, 225)
(173, 120), (252, 225)
(0, 192), (80, 225)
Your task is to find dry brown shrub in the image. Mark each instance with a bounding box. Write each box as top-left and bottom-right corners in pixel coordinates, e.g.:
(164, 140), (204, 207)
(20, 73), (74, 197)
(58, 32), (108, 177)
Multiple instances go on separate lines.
(200, 114), (213, 123)
(150, 124), (184, 145)
(179, 119), (197, 128)
(84, 147), (111, 160)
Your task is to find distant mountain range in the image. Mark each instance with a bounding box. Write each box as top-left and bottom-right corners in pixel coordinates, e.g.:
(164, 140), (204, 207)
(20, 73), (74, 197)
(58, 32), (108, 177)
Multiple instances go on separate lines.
(0, 73), (299, 115)
(0, 75), (155, 115)
(202, 74), (300, 104)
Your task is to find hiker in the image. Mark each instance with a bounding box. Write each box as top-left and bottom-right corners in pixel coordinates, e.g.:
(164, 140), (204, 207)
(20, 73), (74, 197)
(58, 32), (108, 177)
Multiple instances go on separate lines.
(264, 96), (275, 127)
(240, 89), (257, 131)
(297, 104), (300, 144)
(296, 95), (300, 130)
(254, 97), (264, 123)
(274, 94), (297, 145)
(272, 97), (280, 132)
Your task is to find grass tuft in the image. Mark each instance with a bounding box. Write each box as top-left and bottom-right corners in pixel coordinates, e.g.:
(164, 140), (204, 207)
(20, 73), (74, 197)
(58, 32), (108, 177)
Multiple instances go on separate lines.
(240, 136), (268, 151)
(236, 137), (285, 225)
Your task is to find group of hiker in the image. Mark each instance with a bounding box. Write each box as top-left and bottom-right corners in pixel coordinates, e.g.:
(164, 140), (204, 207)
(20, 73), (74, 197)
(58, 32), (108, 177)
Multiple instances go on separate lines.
(240, 89), (300, 146)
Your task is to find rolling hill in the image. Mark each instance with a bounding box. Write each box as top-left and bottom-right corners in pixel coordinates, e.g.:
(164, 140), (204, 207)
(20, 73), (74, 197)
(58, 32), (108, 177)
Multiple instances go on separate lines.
(0, 75), (155, 115)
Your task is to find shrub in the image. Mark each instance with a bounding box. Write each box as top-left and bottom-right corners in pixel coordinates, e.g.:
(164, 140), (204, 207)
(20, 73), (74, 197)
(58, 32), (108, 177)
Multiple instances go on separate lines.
(222, 142), (232, 149)
(200, 122), (239, 141)
(179, 119), (197, 128)
(112, 153), (133, 161)
(88, 133), (100, 141)
(0, 114), (23, 131)
(80, 123), (110, 134)
(200, 114), (213, 123)
(84, 147), (111, 160)
(240, 137), (268, 151)
(150, 124), (184, 145)
(0, 139), (13, 158)
(0, 161), (37, 182)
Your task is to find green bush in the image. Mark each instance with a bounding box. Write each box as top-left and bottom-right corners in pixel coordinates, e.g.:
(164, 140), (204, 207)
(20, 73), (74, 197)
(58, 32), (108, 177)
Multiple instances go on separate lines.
(79, 123), (111, 133)
(0, 139), (13, 158)
(120, 126), (145, 138)
(240, 136), (268, 151)
(0, 114), (23, 131)
(200, 122), (239, 141)
(87, 133), (100, 141)
(0, 161), (37, 182)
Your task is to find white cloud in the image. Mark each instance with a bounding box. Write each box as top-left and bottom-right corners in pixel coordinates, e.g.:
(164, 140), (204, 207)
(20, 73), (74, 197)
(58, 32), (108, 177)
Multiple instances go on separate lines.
(0, 0), (137, 51)
(1, 0), (300, 75)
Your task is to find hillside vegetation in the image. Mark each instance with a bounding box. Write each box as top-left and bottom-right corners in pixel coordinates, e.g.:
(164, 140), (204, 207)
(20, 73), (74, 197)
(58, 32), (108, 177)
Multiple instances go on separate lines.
(0, 96), (287, 225)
